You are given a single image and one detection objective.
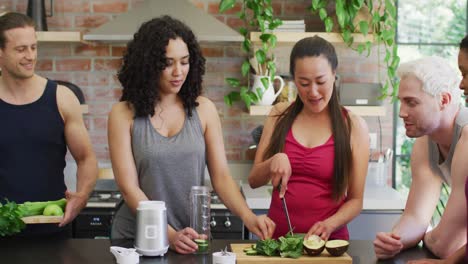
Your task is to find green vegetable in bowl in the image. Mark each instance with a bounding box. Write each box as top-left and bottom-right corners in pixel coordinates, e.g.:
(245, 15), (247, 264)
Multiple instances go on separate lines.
(0, 198), (67, 236)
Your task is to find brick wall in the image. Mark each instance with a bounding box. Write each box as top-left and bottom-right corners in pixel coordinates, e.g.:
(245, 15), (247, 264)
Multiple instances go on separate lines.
(4, 0), (394, 167)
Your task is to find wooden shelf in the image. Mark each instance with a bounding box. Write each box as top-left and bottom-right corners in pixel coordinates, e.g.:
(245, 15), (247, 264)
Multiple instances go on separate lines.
(36, 31), (82, 42)
(250, 32), (373, 44)
(249, 104), (385, 116)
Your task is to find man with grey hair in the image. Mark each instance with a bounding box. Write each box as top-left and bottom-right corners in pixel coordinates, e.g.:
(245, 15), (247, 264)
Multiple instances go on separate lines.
(374, 56), (468, 259)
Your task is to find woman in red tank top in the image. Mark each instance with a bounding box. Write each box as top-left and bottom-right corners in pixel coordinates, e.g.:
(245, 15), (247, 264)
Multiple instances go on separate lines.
(249, 36), (370, 241)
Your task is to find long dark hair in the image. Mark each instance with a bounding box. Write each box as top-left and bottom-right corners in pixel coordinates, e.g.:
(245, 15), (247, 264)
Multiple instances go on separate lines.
(118, 15), (205, 117)
(263, 36), (352, 200)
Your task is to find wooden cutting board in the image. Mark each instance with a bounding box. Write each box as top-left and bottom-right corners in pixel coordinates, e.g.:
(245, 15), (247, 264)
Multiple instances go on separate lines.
(231, 244), (352, 264)
(21, 215), (63, 224)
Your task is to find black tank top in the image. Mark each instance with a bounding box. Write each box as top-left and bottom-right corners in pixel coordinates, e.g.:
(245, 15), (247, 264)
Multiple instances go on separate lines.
(0, 80), (69, 236)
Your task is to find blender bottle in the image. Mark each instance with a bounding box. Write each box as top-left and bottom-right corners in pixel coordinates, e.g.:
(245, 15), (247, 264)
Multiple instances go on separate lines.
(190, 186), (211, 254)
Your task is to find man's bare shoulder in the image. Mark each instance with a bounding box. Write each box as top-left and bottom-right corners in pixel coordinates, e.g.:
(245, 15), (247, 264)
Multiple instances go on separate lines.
(56, 84), (81, 120)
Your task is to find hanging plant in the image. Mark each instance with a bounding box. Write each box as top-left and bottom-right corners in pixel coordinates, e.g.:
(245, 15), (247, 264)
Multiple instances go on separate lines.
(310, 0), (399, 100)
(219, 0), (283, 109)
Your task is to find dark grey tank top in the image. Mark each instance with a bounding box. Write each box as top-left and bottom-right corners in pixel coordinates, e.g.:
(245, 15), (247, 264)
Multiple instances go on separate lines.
(428, 107), (468, 186)
(111, 108), (206, 239)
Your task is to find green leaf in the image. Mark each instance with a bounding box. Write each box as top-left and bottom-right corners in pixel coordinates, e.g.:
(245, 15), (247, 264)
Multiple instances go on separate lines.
(391, 55), (400, 69)
(270, 34), (277, 48)
(324, 17), (333, 32)
(260, 76), (269, 90)
(342, 30), (352, 45)
(357, 43), (365, 55)
(241, 60), (251, 76)
(372, 12), (380, 24)
(239, 27), (247, 37)
(385, 0), (396, 18)
(242, 39), (251, 53)
(359, 21), (369, 36)
(224, 95), (232, 106)
(225, 77), (240, 87)
(255, 87), (264, 100)
(318, 0), (328, 9)
(336, 0), (345, 28)
(311, 0), (321, 10)
(384, 50), (391, 63)
(259, 33), (273, 42)
(219, 0), (236, 13)
(255, 50), (267, 65)
(248, 90), (259, 102)
(319, 8), (327, 20)
(365, 0), (373, 11)
(365, 41), (372, 56)
(240, 93), (252, 109)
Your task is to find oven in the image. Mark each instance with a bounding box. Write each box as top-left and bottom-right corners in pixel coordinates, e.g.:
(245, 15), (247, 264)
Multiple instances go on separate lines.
(72, 180), (120, 239)
(73, 183), (246, 240)
(210, 192), (245, 240)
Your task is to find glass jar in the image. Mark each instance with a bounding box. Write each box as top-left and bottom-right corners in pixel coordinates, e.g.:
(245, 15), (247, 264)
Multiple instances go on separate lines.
(189, 186), (211, 254)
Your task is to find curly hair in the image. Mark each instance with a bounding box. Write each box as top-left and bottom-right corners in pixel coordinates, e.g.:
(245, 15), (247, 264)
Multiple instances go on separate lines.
(118, 15), (206, 117)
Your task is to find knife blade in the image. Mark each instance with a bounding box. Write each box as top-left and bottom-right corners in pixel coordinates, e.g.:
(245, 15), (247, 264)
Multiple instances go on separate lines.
(277, 182), (293, 235)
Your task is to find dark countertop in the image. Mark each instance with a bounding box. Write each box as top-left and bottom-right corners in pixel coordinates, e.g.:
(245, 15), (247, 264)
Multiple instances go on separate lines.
(0, 238), (436, 264)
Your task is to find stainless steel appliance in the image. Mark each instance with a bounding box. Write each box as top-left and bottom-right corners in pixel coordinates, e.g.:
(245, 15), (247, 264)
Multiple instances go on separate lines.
(135, 201), (169, 256)
(72, 180), (120, 239)
(74, 181), (245, 240)
(209, 191), (245, 240)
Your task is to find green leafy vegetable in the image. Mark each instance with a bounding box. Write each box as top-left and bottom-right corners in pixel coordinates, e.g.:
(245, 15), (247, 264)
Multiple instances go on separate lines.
(256, 238), (280, 256)
(0, 198), (67, 236)
(0, 200), (25, 237)
(253, 233), (304, 259)
(278, 234), (304, 258)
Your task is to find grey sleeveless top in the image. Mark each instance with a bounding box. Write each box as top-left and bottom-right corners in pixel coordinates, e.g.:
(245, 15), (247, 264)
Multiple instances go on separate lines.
(111, 108), (206, 239)
(428, 107), (468, 186)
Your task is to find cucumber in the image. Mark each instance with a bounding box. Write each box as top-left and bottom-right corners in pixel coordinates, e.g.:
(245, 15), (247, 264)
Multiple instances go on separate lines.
(245, 249), (257, 256)
(194, 239), (208, 245)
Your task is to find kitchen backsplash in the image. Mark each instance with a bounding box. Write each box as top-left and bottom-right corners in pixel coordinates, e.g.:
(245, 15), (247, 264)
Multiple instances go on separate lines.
(6, 0), (393, 166)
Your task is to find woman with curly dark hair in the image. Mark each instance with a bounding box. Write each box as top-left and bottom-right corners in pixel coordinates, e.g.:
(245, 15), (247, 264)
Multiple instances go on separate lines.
(108, 16), (275, 254)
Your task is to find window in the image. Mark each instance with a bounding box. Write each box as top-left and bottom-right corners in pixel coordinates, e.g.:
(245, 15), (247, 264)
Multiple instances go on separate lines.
(394, 0), (467, 223)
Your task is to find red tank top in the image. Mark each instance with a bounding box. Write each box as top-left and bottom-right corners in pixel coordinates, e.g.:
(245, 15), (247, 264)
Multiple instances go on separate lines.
(268, 129), (349, 239)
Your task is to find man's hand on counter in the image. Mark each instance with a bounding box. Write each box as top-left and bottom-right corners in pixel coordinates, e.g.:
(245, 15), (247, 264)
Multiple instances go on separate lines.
(373, 232), (404, 259)
(59, 190), (89, 227)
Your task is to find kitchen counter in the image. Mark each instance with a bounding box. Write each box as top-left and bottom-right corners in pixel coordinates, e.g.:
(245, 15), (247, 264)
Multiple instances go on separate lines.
(242, 183), (406, 210)
(0, 238), (437, 264)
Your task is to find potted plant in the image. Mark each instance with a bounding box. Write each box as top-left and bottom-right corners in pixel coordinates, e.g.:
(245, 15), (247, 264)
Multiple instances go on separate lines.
(310, 0), (399, 100)
(219, 0), (283, 109)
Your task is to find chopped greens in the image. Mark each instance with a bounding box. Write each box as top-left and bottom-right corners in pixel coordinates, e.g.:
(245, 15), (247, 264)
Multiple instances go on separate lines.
(253, 233), (304, 259)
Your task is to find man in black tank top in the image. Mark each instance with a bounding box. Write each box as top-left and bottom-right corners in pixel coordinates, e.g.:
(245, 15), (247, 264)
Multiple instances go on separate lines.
(0, 13), (98, 237)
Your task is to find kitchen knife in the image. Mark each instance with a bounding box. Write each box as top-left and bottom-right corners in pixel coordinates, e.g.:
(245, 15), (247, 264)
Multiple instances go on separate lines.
(277, 182), (293, 235)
